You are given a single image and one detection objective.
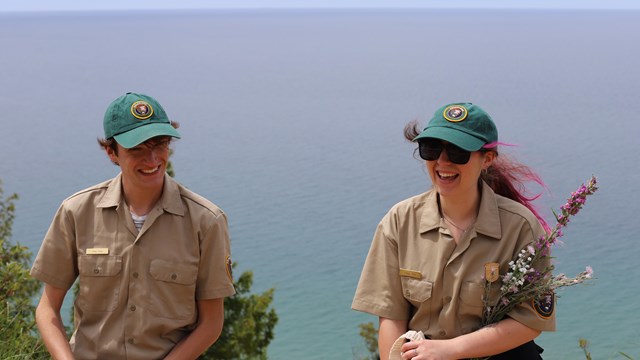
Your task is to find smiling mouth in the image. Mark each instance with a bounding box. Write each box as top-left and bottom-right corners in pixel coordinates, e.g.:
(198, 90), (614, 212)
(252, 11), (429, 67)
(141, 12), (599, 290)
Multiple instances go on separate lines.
(140, 165), (161, 174)
(437, 171), (458, 181)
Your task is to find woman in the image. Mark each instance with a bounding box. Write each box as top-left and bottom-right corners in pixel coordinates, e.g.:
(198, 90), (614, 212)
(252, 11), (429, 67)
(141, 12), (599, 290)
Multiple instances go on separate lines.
(352, 103), (555, 360)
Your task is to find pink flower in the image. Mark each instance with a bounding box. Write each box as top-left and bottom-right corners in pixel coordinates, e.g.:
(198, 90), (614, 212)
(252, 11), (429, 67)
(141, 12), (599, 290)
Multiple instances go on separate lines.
(527, 245), (535, 255)
(585, 266), (593, 279)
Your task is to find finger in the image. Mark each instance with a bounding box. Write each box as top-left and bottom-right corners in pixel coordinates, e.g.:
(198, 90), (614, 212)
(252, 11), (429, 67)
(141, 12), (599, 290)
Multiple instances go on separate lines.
(401, 340), (416, 352)
(402, 348), (417, 360)
(401, 350), (412, 360)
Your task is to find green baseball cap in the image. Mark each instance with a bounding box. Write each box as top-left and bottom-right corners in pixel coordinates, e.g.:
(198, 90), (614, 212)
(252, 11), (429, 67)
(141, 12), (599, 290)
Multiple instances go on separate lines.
(103, 92), (181, 149)
(413, 103), (498, 151)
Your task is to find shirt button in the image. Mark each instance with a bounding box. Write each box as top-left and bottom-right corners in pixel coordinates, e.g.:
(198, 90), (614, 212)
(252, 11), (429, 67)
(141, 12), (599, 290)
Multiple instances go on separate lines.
(171, 273), (177, 280)
(93, 268), (100, 274)
(132, 272), (139, 278)
(128, 338), (134, 344)
(130, 305), (136, 312)
(439, 330), (446, 336)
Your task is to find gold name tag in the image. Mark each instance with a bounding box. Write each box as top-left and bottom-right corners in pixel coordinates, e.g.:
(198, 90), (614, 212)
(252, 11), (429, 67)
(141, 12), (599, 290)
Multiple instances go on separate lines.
(399, 269), (422, 280)
(86, 248), (109, 255)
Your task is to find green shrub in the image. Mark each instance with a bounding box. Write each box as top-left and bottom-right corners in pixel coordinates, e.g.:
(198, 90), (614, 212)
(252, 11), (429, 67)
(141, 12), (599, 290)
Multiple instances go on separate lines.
(0, 181), (47, 358)
(200, 264), (278, 359)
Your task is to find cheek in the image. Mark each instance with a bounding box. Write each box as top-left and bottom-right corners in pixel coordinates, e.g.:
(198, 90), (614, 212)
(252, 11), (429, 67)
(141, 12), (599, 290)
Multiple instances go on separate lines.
(159, 150), (170, 161)
(426, 162), (439, 179)
(425, 161), (434, 172)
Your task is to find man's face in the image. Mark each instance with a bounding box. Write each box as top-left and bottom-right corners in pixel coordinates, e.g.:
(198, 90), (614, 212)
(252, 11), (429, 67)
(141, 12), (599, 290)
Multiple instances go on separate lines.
(107, 136), (170, 191)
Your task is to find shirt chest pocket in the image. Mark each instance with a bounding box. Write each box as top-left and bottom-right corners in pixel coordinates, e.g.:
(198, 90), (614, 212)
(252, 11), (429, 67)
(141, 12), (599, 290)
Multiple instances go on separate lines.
(401, 277), (433, 304)
(78, 255), (123, 312)
(458, 281), (501, 318)
(148, 259), (199, 320)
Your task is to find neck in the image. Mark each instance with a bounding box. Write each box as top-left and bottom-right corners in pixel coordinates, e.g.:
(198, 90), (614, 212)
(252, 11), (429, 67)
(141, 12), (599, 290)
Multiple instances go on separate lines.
(438, 188), (481, 227)
(121, 177), (164, 216)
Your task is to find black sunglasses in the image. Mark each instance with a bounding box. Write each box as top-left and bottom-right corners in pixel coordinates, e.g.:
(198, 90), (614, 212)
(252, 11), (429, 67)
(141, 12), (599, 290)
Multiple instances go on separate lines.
(418, 139), (472, 164)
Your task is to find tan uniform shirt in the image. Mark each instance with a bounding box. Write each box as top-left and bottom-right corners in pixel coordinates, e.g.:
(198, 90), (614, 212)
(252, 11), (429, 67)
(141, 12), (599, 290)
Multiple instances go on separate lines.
(31, 174), (236, 359)
(352, 182), (555, 339)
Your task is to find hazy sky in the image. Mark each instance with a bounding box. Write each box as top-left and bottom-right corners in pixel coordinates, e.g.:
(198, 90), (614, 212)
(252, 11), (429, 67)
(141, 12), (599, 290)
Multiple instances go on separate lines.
(2, 0), (640, 12)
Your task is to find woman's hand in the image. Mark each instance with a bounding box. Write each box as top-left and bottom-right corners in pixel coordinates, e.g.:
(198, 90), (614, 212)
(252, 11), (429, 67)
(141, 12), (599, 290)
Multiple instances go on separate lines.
(400, 318), (540, 359)
(400, 339), (455, 360)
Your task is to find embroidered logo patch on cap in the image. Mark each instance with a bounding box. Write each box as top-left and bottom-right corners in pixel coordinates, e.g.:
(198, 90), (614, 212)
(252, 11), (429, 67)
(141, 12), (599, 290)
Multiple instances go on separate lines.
(442, 105), (468, 122)
(130, 100), (154, 120)
(532, 292), (555, 318)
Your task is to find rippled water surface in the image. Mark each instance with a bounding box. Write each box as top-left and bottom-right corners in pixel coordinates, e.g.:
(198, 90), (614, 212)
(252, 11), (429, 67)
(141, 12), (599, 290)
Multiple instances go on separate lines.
(1, 9), (639, 359)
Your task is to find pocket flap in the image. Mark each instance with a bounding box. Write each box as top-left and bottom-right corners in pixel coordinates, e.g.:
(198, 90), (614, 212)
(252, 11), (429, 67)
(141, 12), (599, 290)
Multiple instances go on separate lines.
(79, 255), (122, 277)
(149, 259), (198, 285)
(401, 277), (433, 303)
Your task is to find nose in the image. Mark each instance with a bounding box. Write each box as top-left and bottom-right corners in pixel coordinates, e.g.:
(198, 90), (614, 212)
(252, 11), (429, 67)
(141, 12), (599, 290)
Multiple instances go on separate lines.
(437, 148), (451, 164)
(140, 147), (158, 163)
(150, 148), (161, 162)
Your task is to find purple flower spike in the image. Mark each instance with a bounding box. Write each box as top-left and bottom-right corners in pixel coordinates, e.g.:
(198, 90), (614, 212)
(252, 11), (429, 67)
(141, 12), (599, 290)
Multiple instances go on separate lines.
(480, 176), (598, 329)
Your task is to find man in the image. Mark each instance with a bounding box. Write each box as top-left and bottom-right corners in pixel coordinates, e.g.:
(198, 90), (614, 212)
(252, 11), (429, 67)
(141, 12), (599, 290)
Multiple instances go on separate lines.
(31, 92), (236, 359)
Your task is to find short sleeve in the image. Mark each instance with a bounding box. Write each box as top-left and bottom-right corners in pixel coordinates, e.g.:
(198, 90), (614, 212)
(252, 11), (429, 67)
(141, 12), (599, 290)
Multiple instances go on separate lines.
(352, 217), (410, 320)
(196, 211), (236, 300)
(30, 203), (79, 290)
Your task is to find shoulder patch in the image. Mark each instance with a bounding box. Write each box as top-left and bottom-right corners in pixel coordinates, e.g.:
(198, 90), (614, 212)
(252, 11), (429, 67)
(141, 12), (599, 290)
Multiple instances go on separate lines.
(225, 255), (234, 283)
(532, 292), (555, 319)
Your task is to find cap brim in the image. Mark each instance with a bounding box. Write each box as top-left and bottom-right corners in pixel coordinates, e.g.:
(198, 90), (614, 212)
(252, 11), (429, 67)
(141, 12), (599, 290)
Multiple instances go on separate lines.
(413, 126), (485, 151)
(114, 123), (181, 148)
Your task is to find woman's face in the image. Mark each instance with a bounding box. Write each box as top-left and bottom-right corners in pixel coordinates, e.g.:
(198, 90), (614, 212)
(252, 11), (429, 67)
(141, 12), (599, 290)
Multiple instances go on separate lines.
(426, 142), (495, 200)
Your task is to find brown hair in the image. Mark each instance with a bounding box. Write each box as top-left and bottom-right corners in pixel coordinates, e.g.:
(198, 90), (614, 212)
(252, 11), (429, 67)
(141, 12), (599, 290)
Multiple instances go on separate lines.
(97, 120), (180, 165)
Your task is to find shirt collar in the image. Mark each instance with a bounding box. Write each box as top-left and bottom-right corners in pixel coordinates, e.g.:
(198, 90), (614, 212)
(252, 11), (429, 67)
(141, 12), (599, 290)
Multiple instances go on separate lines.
(97, 173), (185, 217)
(97, 173), (123, 209)
(474, 181), (502, 239)
(160, 175), (185, 216)
(419, 181), (502, 240)
(419, 189), (441, 234)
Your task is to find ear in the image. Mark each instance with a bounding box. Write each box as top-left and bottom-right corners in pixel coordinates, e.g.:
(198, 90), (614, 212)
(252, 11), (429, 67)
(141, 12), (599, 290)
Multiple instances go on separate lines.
(105, 146), (119, 165)
(482, 151), (496, 170)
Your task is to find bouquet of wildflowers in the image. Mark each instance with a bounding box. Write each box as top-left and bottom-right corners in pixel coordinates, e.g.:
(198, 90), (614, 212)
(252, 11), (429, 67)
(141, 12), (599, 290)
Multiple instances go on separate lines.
(481, 176), (598, 327)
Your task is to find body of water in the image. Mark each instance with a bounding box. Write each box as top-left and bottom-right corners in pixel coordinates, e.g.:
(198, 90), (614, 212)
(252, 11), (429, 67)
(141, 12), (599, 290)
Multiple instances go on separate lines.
(1, 9), (639, 359)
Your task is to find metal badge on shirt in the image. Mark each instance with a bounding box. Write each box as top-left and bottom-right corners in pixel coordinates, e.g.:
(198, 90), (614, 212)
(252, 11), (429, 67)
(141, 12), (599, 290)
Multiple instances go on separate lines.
(484, 262), (500, 283)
